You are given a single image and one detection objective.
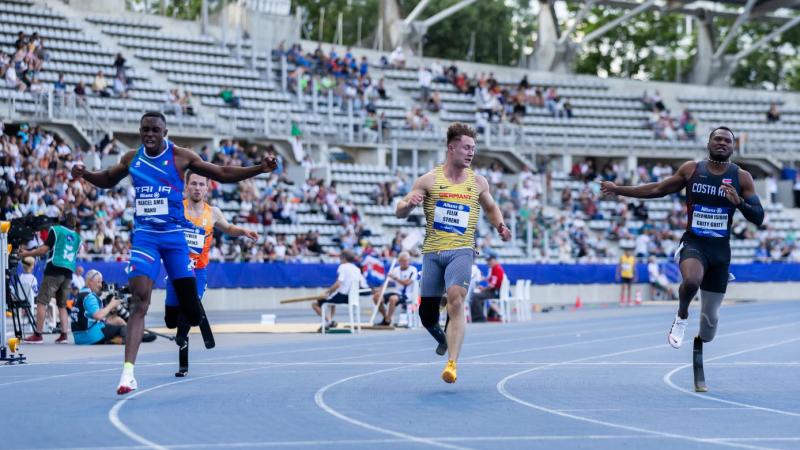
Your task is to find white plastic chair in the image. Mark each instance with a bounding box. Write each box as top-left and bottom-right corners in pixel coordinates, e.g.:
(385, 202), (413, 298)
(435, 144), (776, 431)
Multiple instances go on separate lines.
(496, 278), (512, 323)
(463, 277), (476, 323)
(402, 280), (420, 329)
(495, 278), (526, 323)
(522, 280), (533, 320)
(322, 283), (361, 334)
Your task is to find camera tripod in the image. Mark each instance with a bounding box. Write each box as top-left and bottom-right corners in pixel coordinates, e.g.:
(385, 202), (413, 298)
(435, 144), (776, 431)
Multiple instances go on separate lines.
(1, 222), (27, 364)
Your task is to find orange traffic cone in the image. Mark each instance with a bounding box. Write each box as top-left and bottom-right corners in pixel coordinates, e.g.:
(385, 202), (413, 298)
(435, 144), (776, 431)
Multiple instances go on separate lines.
(634, 289), (642, 306)
(574, 296), (583, 309)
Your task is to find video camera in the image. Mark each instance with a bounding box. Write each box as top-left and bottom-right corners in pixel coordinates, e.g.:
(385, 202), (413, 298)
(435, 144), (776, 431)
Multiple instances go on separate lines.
(7, 215), (58, 266)
(101, 282), (132, 321)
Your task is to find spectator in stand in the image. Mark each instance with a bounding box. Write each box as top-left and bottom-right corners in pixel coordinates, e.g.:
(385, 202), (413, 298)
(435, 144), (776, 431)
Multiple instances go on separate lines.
(767, 102), (780, 122)
(5, 58), (25, 92)
(53, 73), (67, 96)
(164, 88), (182, 115)
(388, 46), (406, 68)
(427, 90), (442, 113)
(679, 109), (697, 140)
(0, 50), (9, 78)
(113, 73), (129, 98)
(180, 90), (195, 116)
(642, 90), (665, 111)
(418, 66), (432, 103)
(113, 53), (126, 79)
(376, 77), (388, 100)
(558, 97), (573, 119)
(92, 71), (110, 97)
(544, 87), (559, 116)
(220, 87), (241, 108)
(73, 81), (87, 104)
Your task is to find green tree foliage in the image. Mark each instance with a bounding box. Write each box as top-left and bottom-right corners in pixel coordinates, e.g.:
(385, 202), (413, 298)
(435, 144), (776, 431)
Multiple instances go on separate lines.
(292, 0), (534, 66)
(403, 0), (534, 66)
(292, 0), (378, 46)
(571, 6), (694, 81)
(724, 20), (800, 90)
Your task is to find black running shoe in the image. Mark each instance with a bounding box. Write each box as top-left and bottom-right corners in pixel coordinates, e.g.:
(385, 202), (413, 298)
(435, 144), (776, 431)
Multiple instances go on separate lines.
(436, 341), (447, 356)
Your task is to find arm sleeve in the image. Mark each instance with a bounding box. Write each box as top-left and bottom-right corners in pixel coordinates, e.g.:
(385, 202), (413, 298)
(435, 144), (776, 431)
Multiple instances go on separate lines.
(84, 294), (101, 318)
(45, 229), (55, 247)
(737, 195), (765, 226)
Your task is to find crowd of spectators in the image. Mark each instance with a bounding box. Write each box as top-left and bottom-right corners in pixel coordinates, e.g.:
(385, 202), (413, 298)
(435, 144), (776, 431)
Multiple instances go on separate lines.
(3, 116), (800, 265)
(2, 31), (46, 93)
(642, 91), (697, 141)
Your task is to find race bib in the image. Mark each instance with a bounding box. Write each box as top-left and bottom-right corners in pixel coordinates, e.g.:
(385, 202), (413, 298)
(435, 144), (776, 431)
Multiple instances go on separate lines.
(135, 197), (168, 216)
(433, 200), (470, 235)
(184, 230), (205, 252)
(691, 205), (730, 238)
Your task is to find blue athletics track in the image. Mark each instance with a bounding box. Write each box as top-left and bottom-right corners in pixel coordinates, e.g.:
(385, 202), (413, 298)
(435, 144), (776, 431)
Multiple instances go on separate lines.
(1, 301), (798, 450)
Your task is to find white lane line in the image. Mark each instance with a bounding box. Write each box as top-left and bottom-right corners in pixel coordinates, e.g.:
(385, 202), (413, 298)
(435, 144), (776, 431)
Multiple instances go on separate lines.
(312, 325), (696, 450)
(496, 321), (800, 450)
(111, 312), (799, 450)
(0, 364), (167, 388)
(663, 337), (800, 418)
(314, 364), (473, 450)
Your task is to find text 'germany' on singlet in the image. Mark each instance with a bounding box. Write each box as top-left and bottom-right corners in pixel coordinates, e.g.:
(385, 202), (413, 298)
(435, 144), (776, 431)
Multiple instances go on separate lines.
(422, 165), (481, 253)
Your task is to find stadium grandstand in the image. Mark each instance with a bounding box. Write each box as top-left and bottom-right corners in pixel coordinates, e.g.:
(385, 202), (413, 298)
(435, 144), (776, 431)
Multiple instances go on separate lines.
(3, 1), (800, 449)
(2, 0), (800, 272)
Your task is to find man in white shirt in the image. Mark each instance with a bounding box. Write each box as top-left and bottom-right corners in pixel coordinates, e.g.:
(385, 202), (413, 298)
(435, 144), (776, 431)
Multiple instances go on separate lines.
(374, 251), (418, 326)
(312, 250), (364, 330)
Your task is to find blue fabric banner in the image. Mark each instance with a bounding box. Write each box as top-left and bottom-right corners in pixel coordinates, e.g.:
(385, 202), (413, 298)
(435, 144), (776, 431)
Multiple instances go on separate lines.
(21, 261), (800, 288)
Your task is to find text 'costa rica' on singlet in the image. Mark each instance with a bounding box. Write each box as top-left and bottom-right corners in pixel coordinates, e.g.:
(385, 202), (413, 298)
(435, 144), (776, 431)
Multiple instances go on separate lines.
(685, 160), (741, 240)
(129, 140), (187, 232)
(422, 165), (481, 253)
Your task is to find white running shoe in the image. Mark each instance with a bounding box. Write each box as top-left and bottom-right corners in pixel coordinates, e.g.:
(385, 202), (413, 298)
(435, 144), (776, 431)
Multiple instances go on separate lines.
(116, 369), (138, 395)
(668, 315), (688, 349)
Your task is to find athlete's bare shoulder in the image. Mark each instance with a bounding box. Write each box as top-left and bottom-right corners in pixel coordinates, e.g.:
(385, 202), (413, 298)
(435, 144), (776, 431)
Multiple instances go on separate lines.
(474, 173), (490, 193)
(119, 149), (137, 166)
(676, 161), (698, 179)
(171, 145), (202, 171)
(414, 170), (436, 191)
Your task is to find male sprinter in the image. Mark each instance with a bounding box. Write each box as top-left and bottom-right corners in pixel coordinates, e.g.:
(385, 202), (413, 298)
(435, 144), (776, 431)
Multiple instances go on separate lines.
(601, 127), (764, 392)
(170, 171), (258, 376)
(396, 123), (511, 384)
(72, 112), (276, 394)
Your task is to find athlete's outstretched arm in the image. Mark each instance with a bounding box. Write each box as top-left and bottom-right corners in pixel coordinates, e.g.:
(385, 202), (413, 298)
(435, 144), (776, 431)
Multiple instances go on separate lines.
(721, 170), (765, 226)
(476, 175), (512, 241)
(212, 206), (258, 240)
(71, 150), (134, 188)
(177, 147), (277, 183)
(601, 161), (693, 199)
(396, 172), (432, 218)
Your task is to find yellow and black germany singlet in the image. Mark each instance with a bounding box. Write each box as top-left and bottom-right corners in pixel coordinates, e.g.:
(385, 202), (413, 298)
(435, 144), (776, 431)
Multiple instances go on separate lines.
(422, 165), (481, 253)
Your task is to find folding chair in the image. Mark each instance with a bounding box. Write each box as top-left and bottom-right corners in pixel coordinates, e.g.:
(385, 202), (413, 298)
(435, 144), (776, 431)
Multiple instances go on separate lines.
(321, 283), (361, 334)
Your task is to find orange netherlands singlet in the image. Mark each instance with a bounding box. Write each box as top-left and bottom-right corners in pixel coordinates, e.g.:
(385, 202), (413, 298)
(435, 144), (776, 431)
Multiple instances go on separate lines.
(183, 200), (214, 269)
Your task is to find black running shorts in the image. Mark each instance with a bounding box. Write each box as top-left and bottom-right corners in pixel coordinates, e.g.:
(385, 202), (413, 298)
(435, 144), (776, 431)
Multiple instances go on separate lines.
(677, 233), (731, 294)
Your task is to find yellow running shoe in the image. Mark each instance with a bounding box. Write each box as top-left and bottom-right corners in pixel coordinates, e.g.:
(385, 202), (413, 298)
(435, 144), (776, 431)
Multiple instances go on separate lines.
(441, 359), (457, 384)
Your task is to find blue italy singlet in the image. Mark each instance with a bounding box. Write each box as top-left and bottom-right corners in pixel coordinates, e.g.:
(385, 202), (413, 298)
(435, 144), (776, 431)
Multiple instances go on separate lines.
(129, 140), (187, 232)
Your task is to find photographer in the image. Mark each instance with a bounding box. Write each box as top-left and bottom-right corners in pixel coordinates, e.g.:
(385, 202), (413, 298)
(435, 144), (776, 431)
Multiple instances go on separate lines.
(20, 214), (81, 344)
(70, 270), (126, 345)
